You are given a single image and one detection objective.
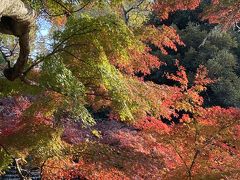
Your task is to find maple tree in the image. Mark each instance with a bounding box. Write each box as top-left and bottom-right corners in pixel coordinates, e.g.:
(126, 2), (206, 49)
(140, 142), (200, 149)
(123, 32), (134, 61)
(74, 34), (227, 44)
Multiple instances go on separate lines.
(0, 0), (240, 179)
(201, 0), (240, 30)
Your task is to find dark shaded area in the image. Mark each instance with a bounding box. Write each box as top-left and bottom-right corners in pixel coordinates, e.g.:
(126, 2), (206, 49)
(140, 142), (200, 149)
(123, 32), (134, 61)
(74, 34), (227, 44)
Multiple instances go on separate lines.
(144, 1), (240, 108)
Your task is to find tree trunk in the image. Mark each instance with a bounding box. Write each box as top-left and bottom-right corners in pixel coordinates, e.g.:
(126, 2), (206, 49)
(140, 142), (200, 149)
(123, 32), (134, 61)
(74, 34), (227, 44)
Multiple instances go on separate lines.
(0, 0), (35, 81)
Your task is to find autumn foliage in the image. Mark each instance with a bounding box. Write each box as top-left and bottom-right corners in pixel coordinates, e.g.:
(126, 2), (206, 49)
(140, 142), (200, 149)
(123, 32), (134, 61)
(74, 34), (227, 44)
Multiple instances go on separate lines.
(1, 61), (240, 179)
(153, 0), (201, 19)
(201, 0), (240, 29)
(1, 0), (240, 179)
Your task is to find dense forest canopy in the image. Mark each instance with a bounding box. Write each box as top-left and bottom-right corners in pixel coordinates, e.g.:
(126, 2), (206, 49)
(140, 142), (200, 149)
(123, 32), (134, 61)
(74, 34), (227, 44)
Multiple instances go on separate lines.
(0, 0), (240, 179)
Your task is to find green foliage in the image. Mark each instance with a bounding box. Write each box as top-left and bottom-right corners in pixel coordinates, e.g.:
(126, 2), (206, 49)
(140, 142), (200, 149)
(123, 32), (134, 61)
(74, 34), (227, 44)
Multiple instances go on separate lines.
(0, 54), (4, 64)
(0, 148), (12, 175)
(40, 58), (95, 126)
(149, 19), (240, 108)
(178, 23), (240, 107)
(0, 54), (5, 77)
(1, 125), (64, 166)
(56, 13), (136, 63)
(22, 0), (125, 16)
(98, 58), (135, 121)
(40, 58), (85, 98)
(0, 78), (43, 98)
(207, 29), (238, 50)
(180, 23), (208, 50)
(50, 13), (141, 121)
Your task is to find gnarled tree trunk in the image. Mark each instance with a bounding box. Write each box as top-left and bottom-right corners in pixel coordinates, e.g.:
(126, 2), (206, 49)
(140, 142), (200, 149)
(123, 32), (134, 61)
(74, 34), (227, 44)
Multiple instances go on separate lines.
(0, 0), (35, 81)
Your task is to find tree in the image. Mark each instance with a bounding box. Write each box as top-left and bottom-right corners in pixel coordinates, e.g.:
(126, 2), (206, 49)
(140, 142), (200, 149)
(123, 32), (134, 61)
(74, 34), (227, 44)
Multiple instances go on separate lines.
(179, 23), (240, 107)
(0, 0), (35, 81)
(0, 0), (240, 179)
(147, 8), (240, 108)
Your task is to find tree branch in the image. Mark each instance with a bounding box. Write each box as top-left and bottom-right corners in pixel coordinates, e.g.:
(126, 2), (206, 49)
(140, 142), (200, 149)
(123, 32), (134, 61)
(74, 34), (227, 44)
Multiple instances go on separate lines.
(0, 0), (36, 81)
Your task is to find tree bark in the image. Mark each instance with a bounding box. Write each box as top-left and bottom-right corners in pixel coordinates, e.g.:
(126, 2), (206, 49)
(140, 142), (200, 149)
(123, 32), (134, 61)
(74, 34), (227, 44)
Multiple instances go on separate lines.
(0, 0), (35, 81)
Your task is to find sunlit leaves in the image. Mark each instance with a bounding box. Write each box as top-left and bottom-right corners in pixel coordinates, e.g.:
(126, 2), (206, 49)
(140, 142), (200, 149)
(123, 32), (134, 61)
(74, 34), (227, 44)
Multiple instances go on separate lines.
(0, 148), (12, 174)
(202, 0), (240, 30)
(0, 96), (65, 167)
(40, 58), (85, 98)
(51, 13), (142, 121)
(141, 25), (185, 55)
(40, 58), (95, 126)
(153, 0), (201, 20)
(1, 0), (240, 178)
